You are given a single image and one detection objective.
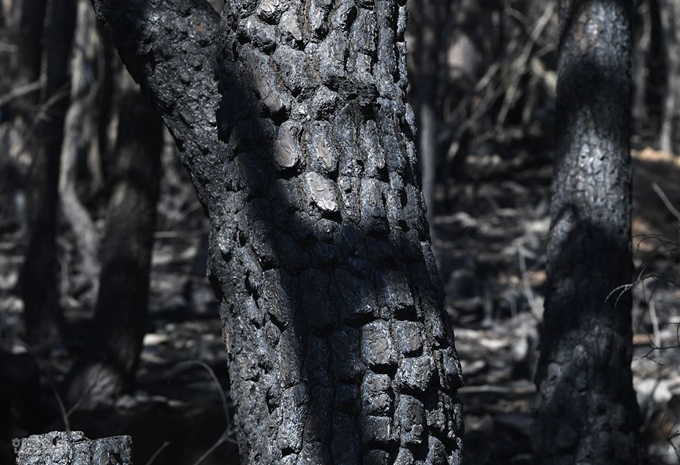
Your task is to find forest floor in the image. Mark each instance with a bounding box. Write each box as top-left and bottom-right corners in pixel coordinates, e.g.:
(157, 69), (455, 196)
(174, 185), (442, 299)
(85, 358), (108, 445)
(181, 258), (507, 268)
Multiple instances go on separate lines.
(2, 146), (680, 464)
(436, 146), (680, 464)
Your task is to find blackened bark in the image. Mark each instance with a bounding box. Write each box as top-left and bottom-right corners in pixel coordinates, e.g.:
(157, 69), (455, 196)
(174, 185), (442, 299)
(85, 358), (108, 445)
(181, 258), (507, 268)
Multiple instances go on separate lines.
(64, 69), (163, 409)
(16, 432), (132, 465)
(90, 0), (464, 463)
(88, 0), (223, 193)
(213, 2), (463, 462)
(533, 1), (641, 463)
(21, 0), (77, 347)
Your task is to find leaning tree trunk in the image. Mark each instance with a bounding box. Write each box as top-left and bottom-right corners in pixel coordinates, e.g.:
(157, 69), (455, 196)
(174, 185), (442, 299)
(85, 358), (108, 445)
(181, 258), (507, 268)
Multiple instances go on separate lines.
(532, 0), (641, 464)
(90, 0), (464, 463)
(63, 67), (163, 410)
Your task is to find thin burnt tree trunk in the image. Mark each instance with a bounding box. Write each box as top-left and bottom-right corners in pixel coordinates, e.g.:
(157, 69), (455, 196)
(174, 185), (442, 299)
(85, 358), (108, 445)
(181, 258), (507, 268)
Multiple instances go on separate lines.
(415, 0), (443, 241)
(63, 68), (163, 409)
(89, 0), (464, 463)
(21, 0), (76, 348)
(532, 0), (641, 464)
(0, 0), (46, 231)
(660, 0), (680, 154)
(11, 0), (47, 116)
(632, 0), (651, 135)
(59, 0), (101, 305)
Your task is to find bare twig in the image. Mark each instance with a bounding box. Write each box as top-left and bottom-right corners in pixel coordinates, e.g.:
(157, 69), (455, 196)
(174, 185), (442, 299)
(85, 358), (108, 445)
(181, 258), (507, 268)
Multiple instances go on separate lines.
(170, 360), (230, 430)
(170, 360), (238, 464)
(12, 84), (71, 157)
(606, 282), (635, 307)
(652, 182), (680, 224)
(145, 441), (170, 465)
(663, 420), (680, 460)
(496, 2), (555, 128)
(192, 430), (232, 465)
(649, 299), (661, 347)
(0, 80), (42, 107)
(29, 350), (72, 432)
(518, 247), (538, 313)
(49, 379), (71, 432)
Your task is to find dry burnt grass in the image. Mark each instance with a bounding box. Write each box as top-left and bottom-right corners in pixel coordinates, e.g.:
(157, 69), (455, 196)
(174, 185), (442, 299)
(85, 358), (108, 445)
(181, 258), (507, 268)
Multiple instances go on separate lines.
(2, 146), (680, 464)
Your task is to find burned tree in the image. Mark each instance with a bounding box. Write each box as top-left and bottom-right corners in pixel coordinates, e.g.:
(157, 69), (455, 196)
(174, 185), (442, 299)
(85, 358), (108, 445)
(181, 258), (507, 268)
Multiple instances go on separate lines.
(89, 0), (464, 463)
(63, 67), (163, 409)
(533, 0), (641, 463)
(21, 0), (76, 348)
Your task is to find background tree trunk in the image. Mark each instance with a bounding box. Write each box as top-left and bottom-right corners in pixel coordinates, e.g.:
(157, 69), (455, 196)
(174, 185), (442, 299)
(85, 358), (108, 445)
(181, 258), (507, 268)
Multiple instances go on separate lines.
(12, 0), (47, 114)
(414, 0), (445, 242)
(88, 0), (465, 463)
(21, 0), (76, 348)
(532, 0), (641, 463)
(660, 0), (680, 154)
(58, 0), (101, 306)
(0, 0), (46, 233)
(64, 67), (163, 410)
(632, 0), (652, 135)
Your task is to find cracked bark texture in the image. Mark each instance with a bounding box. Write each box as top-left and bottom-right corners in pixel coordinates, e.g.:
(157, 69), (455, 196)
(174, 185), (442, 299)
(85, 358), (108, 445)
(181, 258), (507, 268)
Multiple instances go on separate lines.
(533, 1), (641, 464)
(89, 0), (464, 463)
(16, 431), (132, 465)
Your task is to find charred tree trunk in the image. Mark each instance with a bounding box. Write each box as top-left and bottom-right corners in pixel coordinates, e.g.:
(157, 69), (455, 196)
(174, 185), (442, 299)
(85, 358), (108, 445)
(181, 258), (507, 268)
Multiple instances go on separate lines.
(414, 0), (444, 241)
(64, 68), (162, 409)
(21, 0), (76, 348)
(59, 0), (102, 305)
(212, 3), (463, 462)
(660, 0), (680, 154)
(90, 0), (464, 463)
(11, 0), (48, 115)
(632, 0), (651, 135)
(0, 0), (47, 231)
(532, 0), (641, 463)
(16, 432), (132, 465)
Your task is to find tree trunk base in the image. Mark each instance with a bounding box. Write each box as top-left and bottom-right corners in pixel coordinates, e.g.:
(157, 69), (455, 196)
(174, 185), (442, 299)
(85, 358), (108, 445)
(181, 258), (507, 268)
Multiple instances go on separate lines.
(16, 431), (133, 465)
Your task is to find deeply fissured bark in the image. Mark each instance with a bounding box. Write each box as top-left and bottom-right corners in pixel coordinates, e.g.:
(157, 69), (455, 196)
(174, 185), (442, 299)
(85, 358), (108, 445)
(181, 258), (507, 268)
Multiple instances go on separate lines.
(89, 0), (464, 463)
